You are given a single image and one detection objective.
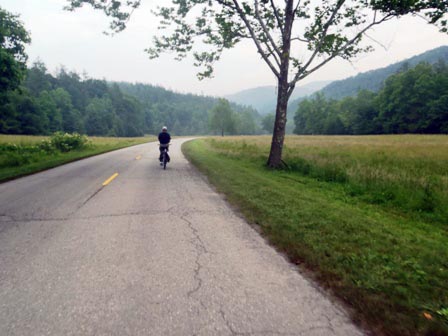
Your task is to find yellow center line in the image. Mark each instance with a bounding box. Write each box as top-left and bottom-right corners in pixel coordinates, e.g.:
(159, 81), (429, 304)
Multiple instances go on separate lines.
(136, 155), (142, 160)
(102, 173), (119, 186)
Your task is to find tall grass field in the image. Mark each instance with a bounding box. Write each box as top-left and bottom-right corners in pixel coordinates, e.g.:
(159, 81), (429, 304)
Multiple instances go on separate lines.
(0, 134), (149, 182)
(182, 135), (448, 336)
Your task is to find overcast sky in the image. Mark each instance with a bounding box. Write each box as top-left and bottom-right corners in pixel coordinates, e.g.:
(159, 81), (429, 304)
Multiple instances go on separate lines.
(2, 0), (448, 96)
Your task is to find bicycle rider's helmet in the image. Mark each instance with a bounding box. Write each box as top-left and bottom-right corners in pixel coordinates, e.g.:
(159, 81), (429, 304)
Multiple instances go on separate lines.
(162, 126), (168, 131)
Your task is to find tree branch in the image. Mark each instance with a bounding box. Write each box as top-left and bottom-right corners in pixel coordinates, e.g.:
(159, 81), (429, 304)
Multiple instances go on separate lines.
(291, 36), (309, 43)
(295, 0), (346, 84)
(255, 0), (282, 67)
(215, 0), (237, 10)
(231, 0), (280, 78)
(270, 0), (284, 35)
(293, 0), (302, 16)
(291, 13), (395, 86)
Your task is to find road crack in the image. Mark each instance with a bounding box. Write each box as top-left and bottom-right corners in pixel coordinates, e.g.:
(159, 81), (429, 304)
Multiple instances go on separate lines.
(179, 212), (208, 301)
(0, 214), (14, 222)
(219, 307), (239, 336)
(69, 186), (105, 216)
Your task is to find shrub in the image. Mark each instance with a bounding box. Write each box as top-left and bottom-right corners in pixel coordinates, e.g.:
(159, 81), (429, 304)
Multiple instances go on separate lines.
(0, 151), (37, 168)
(37, 140), (55, 153)
(0, 143), (20, 152)
(50, 132), (89, 152)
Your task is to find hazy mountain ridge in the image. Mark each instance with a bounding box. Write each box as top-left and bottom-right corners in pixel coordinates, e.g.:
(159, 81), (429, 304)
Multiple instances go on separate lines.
(225, 81), (331, 115)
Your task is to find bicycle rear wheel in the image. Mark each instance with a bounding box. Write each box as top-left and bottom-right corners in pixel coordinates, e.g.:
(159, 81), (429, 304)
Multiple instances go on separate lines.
(163, 151), (167, 170)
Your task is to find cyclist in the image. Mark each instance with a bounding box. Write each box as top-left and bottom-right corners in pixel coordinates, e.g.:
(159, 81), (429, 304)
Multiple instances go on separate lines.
(158, 126), (171, 165)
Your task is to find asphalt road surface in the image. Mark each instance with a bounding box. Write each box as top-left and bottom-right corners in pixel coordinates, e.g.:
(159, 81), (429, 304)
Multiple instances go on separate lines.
(0, 139), (365, 336)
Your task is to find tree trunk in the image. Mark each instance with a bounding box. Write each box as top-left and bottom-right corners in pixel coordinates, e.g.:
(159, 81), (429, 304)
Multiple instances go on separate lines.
(267, 0), (294, 168)
(267, 78), (289, 167)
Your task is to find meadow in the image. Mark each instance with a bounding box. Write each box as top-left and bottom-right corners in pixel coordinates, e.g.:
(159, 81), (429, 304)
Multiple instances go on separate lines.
(0, 134), (149, 182)
(182, 135), (448, 336)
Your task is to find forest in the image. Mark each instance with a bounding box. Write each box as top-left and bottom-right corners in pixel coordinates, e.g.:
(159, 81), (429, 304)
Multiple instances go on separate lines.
(0, 5), (263, 138)
(0, 60), (262, 137)
(117, 82), (261, 136)
(293, 61), (448, 135)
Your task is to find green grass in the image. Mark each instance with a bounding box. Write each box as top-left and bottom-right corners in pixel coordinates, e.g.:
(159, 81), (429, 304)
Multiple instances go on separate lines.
(182, 135), (448, 336)
(0, 134), (149, 182)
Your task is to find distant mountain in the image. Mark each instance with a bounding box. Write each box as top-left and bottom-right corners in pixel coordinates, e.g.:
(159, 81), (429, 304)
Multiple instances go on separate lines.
(320, 45), (448, 100)
(225, 80), (331, 115)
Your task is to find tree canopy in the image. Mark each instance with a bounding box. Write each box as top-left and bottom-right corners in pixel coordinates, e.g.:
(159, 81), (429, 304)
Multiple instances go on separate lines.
(0, 6), (30, 93)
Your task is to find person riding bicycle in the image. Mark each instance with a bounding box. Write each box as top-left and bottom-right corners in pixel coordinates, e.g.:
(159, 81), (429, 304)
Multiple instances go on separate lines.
(158, 126), (171, 165)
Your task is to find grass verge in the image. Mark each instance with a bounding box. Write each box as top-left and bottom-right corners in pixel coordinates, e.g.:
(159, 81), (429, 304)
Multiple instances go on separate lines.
(0, 134), (149, 182)
(182, 136), (448, 336)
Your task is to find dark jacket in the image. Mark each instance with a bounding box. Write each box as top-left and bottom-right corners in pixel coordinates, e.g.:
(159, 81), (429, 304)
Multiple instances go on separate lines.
(158, 132), (171, 144)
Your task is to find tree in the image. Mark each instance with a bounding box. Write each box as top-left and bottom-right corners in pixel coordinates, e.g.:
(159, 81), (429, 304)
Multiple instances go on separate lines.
(339, 90), (379, 134)
(49, 88), (83, 133)
(375, 61), (448, 133)
(2, 89), (48, 135)
(0, 7), (30, 94)
(261, 113), (275, 133)
(25, 60), (53, 96)
(66, 0), (448, 166)
(108, 83), (145, 136)
(427, 95), (448, 133)
(85, 97), (118, 136)
(293, 93), (331, 134)
(0, 90), (20, 133)
(235, 110), (258, 135)
(56, 68), (89, 111)
(36, 91), (62, 133)
(209, 98), (235, 136)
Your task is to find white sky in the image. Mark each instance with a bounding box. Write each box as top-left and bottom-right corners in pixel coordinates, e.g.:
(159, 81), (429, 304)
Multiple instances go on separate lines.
(2, 0), (448, 96)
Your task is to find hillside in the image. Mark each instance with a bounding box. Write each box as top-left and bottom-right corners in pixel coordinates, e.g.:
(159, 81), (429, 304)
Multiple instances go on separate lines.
(320, 45), (448, 99)
(117, 82), (262, 135)
(293, 61), (448, 135)
(225, 81), (330, 115)
(287, 46), (448, 113)
(0, 61), (263, 137)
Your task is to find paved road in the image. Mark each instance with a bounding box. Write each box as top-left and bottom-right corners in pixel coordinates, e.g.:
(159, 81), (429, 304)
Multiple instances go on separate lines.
(0, 139), (365, 336)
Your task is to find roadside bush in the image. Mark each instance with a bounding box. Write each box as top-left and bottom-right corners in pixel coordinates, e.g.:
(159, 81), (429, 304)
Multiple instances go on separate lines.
(0, 134), (90, 169)
(0, 152), (31, 168)
(37, 140), (55, 153)
(0, 142), (54, 168)
(0, 143), (20, 152)
(50, 132), (89, 152)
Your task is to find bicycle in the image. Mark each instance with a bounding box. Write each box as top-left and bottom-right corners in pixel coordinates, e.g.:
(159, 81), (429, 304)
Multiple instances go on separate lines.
(159, 143), (170, 170)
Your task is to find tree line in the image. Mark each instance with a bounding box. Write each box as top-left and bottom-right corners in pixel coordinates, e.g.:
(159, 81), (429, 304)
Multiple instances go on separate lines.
(0, 62), (146, 136)
(0, 60), (262, 137)
(118, 82), (262, 136)
(0, 6), (262, 137)
(293, 61), (448, 135)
